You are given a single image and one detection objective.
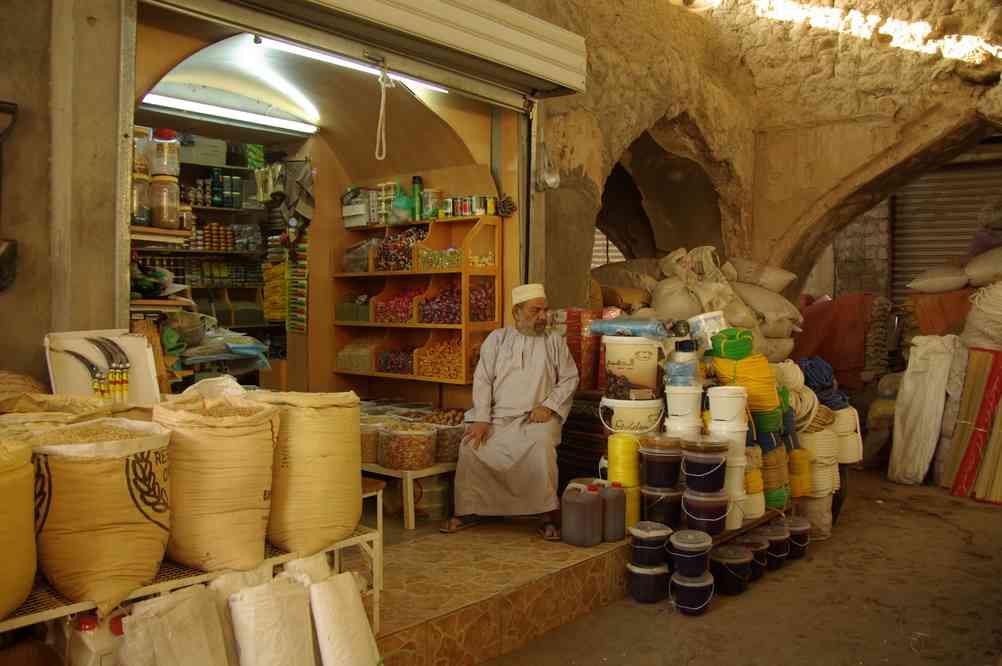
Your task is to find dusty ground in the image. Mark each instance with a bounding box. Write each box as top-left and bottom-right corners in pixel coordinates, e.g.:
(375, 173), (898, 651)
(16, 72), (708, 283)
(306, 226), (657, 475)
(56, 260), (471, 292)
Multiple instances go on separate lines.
(484, 471), (1002, 666)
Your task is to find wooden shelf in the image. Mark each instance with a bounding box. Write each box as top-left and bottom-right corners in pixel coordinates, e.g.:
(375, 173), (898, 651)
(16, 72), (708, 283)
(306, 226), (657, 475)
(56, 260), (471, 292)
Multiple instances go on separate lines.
(192, 205), (262, 214)
(333, 269), (465, 278)
(335, 320), (462, 329)
(181, 161), (254, 172)
(335, 368), (468, 385)
(135, 247), (264, 256)
(130, 226), (191, 245)
(348, 215), (489, 231)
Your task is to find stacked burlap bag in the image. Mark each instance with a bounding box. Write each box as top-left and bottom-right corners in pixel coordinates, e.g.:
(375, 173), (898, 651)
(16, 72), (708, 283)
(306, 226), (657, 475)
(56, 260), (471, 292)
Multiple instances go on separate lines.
(154, 390), (278, 572)
(247, 391), (362, 554)
(30, 418), (171, 615)
(0, 438), (35, 619)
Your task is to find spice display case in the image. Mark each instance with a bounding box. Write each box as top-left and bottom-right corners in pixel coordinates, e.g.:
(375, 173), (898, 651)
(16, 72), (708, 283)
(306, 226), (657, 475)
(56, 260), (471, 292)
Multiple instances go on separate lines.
(333, 213), (502, 384)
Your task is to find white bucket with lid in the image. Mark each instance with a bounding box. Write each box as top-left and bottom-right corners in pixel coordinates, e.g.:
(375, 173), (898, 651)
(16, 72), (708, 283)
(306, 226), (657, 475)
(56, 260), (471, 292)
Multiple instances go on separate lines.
(707, 386), (748, 425)
(708, 422), (747, 461)
(665, 421), (702, 441)
(603, 336), (661, 400)
(726, 498), (744, 530)
(724, 460), (747, 499)
(665, 386), (702, 424)
(739, 492), (765, 520)
(599, 397), (664, 434)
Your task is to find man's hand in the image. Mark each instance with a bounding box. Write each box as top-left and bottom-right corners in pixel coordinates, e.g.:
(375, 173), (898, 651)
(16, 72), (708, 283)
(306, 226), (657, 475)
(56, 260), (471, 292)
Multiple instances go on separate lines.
(464, 421), (491, 449)
(528, 405), (556, 423)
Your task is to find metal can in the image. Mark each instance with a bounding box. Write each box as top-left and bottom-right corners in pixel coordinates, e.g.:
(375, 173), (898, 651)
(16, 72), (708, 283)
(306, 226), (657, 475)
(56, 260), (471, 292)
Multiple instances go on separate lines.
(442, 197), (454, 217)
(463, 196), (474, 216)
(473, 196), (487, 215)
(487, 196), (497, 215)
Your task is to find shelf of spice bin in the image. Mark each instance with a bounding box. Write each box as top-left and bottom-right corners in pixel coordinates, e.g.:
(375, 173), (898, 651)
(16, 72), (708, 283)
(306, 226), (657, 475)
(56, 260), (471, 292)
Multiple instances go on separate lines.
(335, 368), (469, 385)
(332, 269), (463, 278)
(130, 226), (192, 244)
(334, 321), (463, 329)
(369, 278), (430, 326)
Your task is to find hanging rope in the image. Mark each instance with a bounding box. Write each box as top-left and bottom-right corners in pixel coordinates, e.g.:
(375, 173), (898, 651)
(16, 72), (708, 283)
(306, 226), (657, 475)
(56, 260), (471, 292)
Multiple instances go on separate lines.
(374, 69), (396, 161)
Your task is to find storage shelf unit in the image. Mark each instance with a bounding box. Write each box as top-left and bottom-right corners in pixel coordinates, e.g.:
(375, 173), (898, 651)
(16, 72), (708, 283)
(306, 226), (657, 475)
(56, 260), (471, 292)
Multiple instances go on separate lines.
(333, 213), (501, 385)
(0, 526), (381, 635)
(130, 226), (191, 244)
(135, 247), (265, 257)
(181, 161), (253, 172)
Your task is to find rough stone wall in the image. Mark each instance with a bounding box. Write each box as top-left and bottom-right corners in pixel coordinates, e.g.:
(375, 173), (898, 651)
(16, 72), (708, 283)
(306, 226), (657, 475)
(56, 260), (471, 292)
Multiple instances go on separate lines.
(833, 200), (891, 296)
(0, 2), (51, 378)
(498, 0), (758, 307)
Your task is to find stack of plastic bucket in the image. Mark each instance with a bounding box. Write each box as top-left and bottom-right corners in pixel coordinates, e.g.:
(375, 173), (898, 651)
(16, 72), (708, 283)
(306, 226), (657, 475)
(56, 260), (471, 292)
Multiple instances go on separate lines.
(665, 385), (703, 440)
(707, 385), (748, 530)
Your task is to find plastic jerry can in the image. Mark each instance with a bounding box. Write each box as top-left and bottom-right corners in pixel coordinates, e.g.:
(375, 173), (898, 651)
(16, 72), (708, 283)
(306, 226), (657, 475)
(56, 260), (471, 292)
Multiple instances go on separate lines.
(562, 484), (603, 547)
(600, 482), (627, 542)
(67, 613), (123, 666)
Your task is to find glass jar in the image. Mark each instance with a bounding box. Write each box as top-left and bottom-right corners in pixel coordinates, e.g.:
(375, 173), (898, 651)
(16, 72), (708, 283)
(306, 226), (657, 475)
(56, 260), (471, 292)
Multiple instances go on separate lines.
(151, 128), (180, 176)
(131, 173), (151, 226)
(150, 175), (180, 229)
(132, 127), (152, 176)
(178, 204), (196, 231)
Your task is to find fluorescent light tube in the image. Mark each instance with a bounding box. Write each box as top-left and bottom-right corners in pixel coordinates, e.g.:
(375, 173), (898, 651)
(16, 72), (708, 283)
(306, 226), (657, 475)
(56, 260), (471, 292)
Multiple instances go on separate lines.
(259, 37), (449, 94)
(142, 93), (318, 134)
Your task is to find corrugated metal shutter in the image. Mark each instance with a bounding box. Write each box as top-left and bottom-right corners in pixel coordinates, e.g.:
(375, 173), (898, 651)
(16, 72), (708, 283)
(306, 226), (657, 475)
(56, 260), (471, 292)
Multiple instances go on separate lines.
(591, 229), (625, 268)
(892, 164), (1002, 303)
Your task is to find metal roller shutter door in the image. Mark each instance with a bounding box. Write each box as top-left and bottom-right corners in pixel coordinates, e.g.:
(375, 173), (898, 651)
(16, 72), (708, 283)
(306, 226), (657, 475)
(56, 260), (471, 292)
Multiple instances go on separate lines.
(891, 164), (1002, 303)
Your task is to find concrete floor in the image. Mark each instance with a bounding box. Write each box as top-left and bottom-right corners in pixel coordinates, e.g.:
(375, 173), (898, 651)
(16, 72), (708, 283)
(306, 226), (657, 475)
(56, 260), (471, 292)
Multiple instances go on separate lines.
(485, 471), (1002, 666)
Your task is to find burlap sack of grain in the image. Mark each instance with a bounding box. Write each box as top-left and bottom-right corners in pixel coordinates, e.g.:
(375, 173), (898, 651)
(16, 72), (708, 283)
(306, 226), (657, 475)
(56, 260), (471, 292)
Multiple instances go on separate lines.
(31, 418), (170, 616)
(246, 391), (361, 554)
(0, 371), (47, 403)
(728, 257), (798, 293)
(0, 393), (110, 436)
(154, 395), (278, 571)
(0, 439), (35, 619)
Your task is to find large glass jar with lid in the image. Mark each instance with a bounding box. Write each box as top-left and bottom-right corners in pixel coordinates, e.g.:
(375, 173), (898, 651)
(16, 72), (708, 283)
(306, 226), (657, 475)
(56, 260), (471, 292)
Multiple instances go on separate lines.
(131, 174), (151, 226)
(150, 175), (180, 229)
(151, 128), (180, 176)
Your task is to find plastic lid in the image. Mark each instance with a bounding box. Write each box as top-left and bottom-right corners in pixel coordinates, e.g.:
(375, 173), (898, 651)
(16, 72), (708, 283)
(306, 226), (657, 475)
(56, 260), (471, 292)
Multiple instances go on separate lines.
(586, 484), (599, 492)
(734, 536), (769, 551)
(600, 397), (664, 408)
(670, 571), (714, 588)
(151, 175), (178, 183)
(683, 435), (729, 454)
(629, 521), (672, 540)
(638, 446), (682, 457)
(153, 128), (177, 140)
(784, 516), (811, 533)
(666, 385), (702, 394)
(77, 614), (98, 631)
(627, 563), (669, 575)
(640, 486), (683, 499)
(710, 545), (753, 565)
(638, 434), (681, 450)
(603, 335), (657, 345)
(110, 615), (124, 636)
(707, 385), (747, 395)
(669, 529), (712, 552)
(132, 173), (151, 182)
(754, 524), (791, 540)
(682, 488), (729, 504)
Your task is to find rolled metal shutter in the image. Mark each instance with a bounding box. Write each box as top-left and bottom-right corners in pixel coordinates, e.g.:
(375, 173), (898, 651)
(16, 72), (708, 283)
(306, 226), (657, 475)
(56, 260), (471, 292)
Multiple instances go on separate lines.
(892, 164), (1002, 303)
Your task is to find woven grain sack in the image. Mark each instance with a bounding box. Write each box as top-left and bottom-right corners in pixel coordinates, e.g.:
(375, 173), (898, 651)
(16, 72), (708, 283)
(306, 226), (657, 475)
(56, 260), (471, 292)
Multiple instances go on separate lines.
(731, 282), (803, 325)
(0, 371), (47, 403)
(762, 337), (795, 362)
(965, 246), (1002, 286)
(31, 418), (170, 616)
(907, 266), (969, 293)
(652, 277), (702, 321)
(154, 395), (278, 571)
(601, 285), (650, 312)
(0, 440), (35, 619)
(248, 391), (361, 554)
(728, 257), (798, 293)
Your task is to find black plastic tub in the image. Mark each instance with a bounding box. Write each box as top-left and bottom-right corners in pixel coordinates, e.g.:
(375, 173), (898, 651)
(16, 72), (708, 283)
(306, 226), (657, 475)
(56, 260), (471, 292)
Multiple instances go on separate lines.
(709, 545), (752, 596)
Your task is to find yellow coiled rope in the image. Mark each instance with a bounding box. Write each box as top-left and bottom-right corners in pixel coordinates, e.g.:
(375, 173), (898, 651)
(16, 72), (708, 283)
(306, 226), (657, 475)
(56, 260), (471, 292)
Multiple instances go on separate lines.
(788, 448), (813, 498)
(607, 433), (640, 488)
(714, 354), (781, 412)
(745, 467), (764, 494)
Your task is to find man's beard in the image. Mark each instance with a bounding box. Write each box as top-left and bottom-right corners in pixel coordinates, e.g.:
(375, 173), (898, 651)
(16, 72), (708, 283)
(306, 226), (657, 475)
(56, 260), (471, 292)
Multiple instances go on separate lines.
(516, 319), (546, 336)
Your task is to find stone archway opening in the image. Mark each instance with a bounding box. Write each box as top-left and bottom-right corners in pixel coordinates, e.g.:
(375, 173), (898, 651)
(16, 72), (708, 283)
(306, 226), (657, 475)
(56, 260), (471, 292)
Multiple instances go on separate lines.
(593, 129), (726, 264)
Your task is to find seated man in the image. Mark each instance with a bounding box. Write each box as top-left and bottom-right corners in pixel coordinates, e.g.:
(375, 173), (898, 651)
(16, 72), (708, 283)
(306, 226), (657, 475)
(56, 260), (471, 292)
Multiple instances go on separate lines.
(442, 283), (579, 540)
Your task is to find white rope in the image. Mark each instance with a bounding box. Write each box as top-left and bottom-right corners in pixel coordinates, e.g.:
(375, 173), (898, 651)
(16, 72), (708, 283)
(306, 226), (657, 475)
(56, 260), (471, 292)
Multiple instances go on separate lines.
(374, 69), (396, 161)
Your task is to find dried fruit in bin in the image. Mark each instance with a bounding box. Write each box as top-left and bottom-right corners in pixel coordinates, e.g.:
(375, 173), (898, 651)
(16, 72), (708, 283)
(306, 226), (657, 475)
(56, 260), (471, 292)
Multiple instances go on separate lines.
(414, 337), (463, 380)
(378, 423), (437, 470)
(374, 286), (424, 323)
(375, 227), (427, 272)
(377, 349), (415, 375)
(470, 280), (495, 321)
(418, 247), (462, 270)
(419, 286), (461, 324)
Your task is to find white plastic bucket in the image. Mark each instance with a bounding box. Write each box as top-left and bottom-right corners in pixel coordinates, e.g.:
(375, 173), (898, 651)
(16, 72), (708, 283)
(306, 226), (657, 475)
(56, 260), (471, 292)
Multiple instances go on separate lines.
(665, 386), (702, 423)
(708, 423), (747, 460)
(726, 498), (744, 531)
(603, 336), (661, 400)
(707, 386), (747, 424)
(665, 421), (702, 441)
(724, 460), (747, 498)
(687, 311), (726, 349)
(599, 397), (665, 435)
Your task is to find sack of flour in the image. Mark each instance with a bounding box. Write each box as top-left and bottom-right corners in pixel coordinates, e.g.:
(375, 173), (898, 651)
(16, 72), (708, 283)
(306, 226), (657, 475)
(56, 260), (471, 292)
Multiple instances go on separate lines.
(248, 391), (361, 554)
(154, 395), (278, 572)
(0, 439), (35, 619)
(31, 418), (170, 615)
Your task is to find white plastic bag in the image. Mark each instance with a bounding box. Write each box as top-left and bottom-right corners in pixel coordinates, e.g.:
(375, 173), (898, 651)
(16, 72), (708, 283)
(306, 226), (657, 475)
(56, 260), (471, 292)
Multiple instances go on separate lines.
(889, 335), (960, 485)
(120, 586), (228, 666)
(965, 246), (1002, 286)
(283, 551), (332, 585)
(907, 266), (969, 293)
(207, 563), (274, 666)
(230, 578), (317, 666)
(310, 573), (380, 666)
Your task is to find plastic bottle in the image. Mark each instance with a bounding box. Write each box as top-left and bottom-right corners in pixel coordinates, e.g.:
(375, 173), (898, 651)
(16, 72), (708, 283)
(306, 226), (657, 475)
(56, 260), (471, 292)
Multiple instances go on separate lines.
(600, 482), (626, 542)
(561, 483), (603, 547)
(67, 613), (123, 665)
(151, 128), (180, 176)
(412, 175), (423, 220)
